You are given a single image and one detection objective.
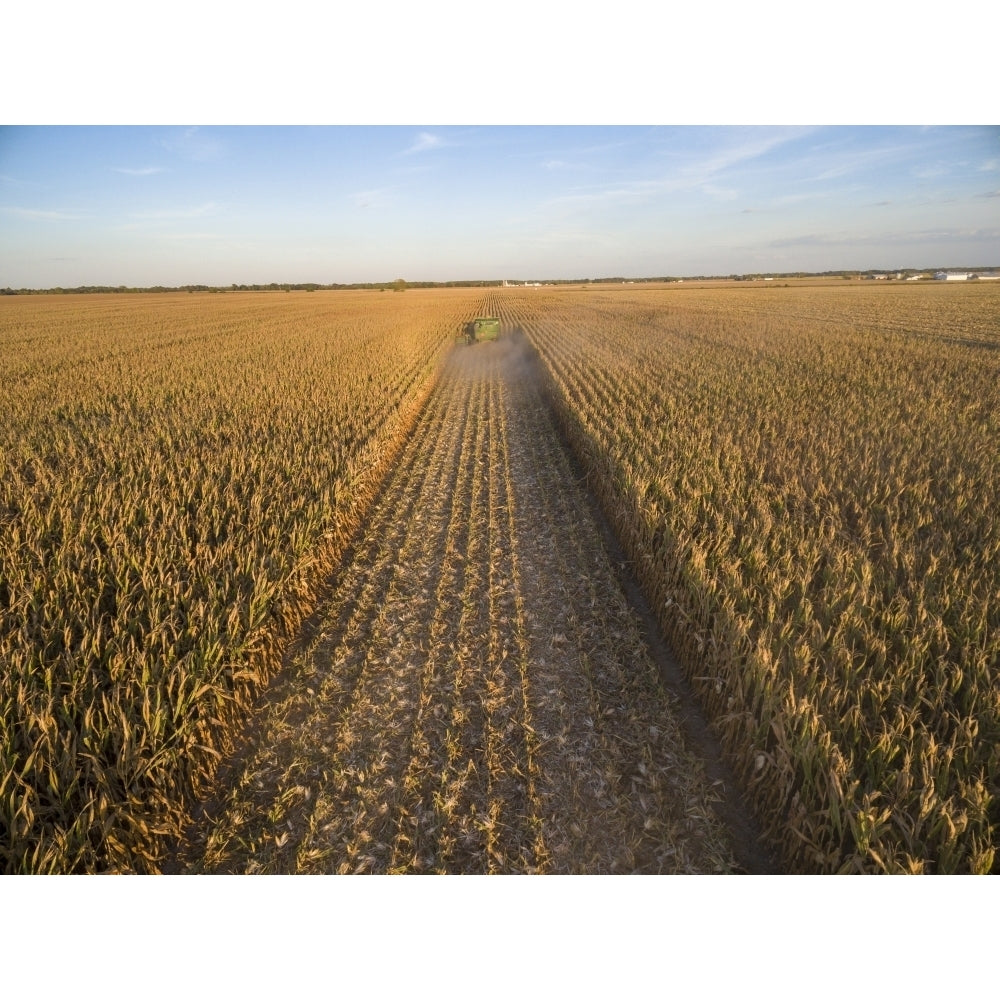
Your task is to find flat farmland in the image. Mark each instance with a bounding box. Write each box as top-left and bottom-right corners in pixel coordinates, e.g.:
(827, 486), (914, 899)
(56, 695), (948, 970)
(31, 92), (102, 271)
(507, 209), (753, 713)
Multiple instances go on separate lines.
(3, 281), (998, 873)
(507, 280), (1000, 873)
(1, 290), (475, 871)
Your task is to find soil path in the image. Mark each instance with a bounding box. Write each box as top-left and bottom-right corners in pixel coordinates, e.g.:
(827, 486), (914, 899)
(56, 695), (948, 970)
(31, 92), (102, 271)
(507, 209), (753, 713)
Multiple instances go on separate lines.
(173, 334), (760, 873)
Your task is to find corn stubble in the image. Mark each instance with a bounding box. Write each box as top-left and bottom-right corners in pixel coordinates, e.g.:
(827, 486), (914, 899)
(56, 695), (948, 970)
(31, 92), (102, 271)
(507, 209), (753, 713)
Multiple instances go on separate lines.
(514, 281), (999, 873)
(179, 317), (736, 873)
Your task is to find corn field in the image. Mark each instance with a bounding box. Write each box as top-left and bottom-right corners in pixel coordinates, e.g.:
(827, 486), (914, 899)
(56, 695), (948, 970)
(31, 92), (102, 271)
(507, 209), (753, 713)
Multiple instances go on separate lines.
(1, 290), (478, 872)
(503, 281), (1000, 873)
(4, 281), (998, 873)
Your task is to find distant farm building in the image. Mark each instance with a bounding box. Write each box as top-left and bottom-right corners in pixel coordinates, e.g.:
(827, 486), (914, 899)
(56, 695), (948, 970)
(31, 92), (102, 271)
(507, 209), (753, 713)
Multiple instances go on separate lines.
(935, 272), (971, 281)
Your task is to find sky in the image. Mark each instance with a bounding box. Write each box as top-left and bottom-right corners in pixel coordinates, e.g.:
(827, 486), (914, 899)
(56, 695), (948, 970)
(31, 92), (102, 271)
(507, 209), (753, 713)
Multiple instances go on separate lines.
(1, 125), (997, 287)
(2, 0), (998, 288)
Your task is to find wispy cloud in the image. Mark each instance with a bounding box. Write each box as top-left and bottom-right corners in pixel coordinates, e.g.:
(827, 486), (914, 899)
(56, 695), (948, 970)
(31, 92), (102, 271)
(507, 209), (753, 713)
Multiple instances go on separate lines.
(544, 185), (649, 211)
(797, 135), (925, 184)
(771, 227), (1000, 248)
(521, 228), (616, 251)
(113, 166), (165, 176)
(158, 127), (225, 162)
(912, 163), (950, 180)
(532, 134), (645, 169)
(772, 192), (819, 207)
(543, 128), (815, 212)
(1, 205), (88, 221)
(350, 187), (394, 208)
(130, 202), (220, 221)
(154, 232), (225, 241)
(701, 183), (738, 201)
(690, 128), (814, 178)
(404, 131), (446, 155)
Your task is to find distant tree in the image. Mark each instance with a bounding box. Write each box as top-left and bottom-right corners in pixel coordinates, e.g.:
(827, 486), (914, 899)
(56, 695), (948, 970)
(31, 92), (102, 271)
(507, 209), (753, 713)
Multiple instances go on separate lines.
(392, 278), (407, 292)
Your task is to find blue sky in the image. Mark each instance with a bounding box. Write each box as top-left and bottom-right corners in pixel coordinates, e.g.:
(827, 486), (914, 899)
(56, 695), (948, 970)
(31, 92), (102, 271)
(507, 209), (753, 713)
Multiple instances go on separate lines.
(1, 125), (997, 287)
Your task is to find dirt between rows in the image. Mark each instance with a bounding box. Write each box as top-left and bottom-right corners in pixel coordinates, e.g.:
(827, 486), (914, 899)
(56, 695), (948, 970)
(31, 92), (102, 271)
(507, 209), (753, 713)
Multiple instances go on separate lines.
(170, 332), (775, 873)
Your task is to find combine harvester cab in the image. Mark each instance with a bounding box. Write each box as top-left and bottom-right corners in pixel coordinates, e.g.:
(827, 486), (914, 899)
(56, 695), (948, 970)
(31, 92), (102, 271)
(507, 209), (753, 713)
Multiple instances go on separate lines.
(461, 316), (501, 345)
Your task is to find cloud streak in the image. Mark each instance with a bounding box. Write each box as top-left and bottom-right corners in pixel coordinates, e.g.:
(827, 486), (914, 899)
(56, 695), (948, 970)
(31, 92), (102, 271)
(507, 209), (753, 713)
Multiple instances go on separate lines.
(0, 173), (43, 187)
(770, 227), (1000, 248)
(403, 131), (447, 155)
(129, 202), (220, 221)
(154, 232), (225, 241)
(157, 127), (225, 162)
(350, 187), (394, 208)
(1, 205), (88, 221)
(113, 166), (165, 176)
(541, 128), (816, 213)
(688, 128), (815, 178)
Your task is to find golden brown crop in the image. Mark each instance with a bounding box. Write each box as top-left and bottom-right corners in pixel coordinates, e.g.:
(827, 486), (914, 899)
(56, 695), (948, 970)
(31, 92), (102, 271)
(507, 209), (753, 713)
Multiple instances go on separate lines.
(6, 280), (998, 874)
(506, 280), (1000, 873)
(0, 288), (484, 872)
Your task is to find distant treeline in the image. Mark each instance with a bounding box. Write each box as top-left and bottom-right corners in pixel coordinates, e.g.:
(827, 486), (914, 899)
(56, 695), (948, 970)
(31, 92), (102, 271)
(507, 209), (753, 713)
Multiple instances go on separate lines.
(0, 280), (501, 295)
(2, 268), (997, 295)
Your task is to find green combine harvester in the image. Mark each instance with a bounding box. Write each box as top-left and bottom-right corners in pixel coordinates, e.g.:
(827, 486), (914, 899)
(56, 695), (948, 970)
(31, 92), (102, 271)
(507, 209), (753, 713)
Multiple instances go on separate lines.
(460, 316), (501, 345)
